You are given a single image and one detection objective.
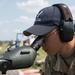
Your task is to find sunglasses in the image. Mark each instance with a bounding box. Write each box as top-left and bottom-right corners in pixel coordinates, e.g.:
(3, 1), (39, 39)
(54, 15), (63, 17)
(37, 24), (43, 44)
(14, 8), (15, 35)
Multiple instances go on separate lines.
(43, 28), (58, 42)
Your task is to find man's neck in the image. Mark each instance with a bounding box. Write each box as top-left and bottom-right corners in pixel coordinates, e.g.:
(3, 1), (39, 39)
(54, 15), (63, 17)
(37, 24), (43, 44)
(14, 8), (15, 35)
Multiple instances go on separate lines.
(59, 37), (75, 58)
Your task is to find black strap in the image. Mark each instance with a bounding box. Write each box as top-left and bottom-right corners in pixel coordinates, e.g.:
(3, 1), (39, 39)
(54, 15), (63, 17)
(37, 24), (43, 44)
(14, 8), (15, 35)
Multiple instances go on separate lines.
(62, 58), (70, 68)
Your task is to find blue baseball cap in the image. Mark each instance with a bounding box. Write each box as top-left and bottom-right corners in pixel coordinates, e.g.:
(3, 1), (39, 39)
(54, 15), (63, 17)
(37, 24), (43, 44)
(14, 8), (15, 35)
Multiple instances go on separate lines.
(23, 6), (61, 36)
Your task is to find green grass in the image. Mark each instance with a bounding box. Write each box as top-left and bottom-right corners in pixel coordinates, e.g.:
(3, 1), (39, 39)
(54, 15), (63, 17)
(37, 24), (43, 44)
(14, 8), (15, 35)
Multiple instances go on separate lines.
(29, 47), (47, 69)
(35, 47), (47, 61)
(0, 43), (8, 54)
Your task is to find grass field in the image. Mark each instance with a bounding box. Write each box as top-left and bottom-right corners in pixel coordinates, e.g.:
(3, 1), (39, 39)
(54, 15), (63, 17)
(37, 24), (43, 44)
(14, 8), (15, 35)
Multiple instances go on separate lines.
(35, 47), (47, 61)
(0, 43), (8, 54)
(31, 47), (47, 69)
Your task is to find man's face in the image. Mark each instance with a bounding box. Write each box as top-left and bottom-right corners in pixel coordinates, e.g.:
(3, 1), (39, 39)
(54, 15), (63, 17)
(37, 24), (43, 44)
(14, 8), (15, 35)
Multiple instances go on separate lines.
(42, 28), (63, 56)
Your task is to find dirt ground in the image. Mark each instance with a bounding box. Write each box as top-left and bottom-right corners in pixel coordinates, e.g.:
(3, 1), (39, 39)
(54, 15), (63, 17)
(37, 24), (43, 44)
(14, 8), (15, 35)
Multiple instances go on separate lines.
(22, 69), (40, 75)
(0, 69), (40, 75)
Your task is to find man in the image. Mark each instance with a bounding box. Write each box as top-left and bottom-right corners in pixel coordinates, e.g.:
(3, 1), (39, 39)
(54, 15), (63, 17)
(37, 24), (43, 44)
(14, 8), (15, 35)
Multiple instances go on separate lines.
(23, 3), (75, 75)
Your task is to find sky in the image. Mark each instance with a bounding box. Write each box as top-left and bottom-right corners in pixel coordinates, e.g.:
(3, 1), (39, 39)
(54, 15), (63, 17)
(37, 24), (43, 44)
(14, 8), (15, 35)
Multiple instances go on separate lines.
(0, 0), (75, 41)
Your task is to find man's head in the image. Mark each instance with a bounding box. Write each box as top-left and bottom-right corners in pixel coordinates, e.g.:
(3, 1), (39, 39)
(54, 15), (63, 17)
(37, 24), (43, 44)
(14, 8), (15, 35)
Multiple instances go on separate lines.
(23, 3), (74, 42)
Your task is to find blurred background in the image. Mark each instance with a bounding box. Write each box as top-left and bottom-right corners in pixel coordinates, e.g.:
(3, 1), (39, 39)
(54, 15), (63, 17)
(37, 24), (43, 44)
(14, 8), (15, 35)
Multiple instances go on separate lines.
(0, 0), (75, 41)
(0, 0), (75, 75)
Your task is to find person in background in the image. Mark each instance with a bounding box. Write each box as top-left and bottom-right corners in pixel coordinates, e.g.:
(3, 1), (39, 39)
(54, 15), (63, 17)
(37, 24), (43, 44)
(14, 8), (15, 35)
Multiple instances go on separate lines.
(23, 3), (75, 75)
(6, 40), (16, 52)
(24, 34), (37, 46)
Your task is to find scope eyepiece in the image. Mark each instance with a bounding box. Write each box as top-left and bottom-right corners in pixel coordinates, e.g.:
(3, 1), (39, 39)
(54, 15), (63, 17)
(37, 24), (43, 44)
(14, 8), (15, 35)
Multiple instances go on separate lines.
(31, 36), (44, 51)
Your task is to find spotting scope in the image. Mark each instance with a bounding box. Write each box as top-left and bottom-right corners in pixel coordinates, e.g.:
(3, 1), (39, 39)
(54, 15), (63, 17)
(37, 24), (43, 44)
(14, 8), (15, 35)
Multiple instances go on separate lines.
(0, 36), (44, 74)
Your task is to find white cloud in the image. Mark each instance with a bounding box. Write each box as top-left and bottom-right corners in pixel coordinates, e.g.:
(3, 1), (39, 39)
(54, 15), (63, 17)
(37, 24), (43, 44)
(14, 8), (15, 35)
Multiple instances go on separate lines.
(0, 20), (10, 25)
(13, 29), (21, 33)
(3, 30), (9, 33)
(0, 21), (4, 25)
(73, 14), (75, 20)
(4, 20), (10, 24)
(14, 16), (27, 23)
(14, 16), (34, 25)
(67, 6), (75, 20)
(2, 29), (22, 34)
(70, 6), (75, 11)
(16, 0), (49, 13)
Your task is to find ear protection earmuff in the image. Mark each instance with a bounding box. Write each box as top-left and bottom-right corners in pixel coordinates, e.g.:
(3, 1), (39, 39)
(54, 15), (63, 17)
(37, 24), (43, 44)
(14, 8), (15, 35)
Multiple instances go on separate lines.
(53, 3), (74, 42)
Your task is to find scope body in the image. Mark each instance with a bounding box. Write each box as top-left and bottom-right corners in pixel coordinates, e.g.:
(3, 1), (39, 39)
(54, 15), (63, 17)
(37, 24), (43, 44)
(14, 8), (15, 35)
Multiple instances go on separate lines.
(0, 36), (44, 74)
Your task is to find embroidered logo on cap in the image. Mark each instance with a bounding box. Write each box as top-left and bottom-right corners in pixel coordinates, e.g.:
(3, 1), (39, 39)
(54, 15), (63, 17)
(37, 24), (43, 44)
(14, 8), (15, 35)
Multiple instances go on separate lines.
(36, 11), (43, 21)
